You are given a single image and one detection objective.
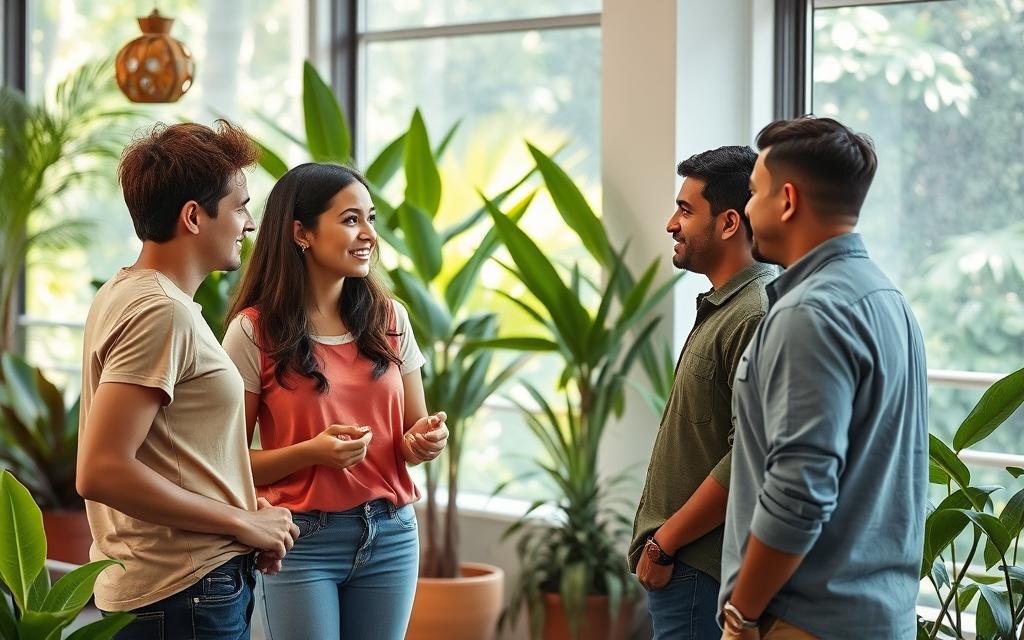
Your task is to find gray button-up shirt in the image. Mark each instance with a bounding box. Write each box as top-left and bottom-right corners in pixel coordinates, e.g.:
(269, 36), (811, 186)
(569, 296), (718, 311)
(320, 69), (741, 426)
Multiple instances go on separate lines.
(720, 233), (928, 639)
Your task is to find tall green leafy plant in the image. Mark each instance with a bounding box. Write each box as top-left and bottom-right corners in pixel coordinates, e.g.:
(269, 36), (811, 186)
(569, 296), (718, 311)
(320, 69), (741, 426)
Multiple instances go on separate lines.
(247, 61), (539, 579)
(921, 366), (1024, 640)
(0, 59), (130, 351)
(481, 148), (682, 638)
(0, 352), (82, 510)
(0, 470), (134, 639)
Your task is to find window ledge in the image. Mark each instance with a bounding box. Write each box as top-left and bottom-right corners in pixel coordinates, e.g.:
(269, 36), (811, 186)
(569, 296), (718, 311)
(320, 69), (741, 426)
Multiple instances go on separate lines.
(416, 490), (562, 525)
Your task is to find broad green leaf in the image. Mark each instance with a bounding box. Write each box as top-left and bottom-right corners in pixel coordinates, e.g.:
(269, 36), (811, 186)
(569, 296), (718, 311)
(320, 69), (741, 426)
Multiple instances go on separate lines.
(999, 486), (1024, 538)
(0, 353), (43, 432)
(66, 612), (136, 640)
(27, 562), (49, 610)
(953, 366), (1024, 452)
(365, 132), (405, 188)
(0, 590), (15, 640)
(976, 583), (1012, 639)
(921, 508), (969, 579)
(445, 190), (534, 314)
(17, 609), (74, 639)
(527, 142), (612, 266)
(403, 109), (441, 217)
(395, 203), (443, 282)
(0, 470), (46, 612)
(953, 508), (1012, 555)
(934, 485), (1000, 513)
(929, 461), (949, 485)
(389, 268), (451, 342)
(956, 582), (979, 612)
(463, 337), (559, 353)
(486, 200), (590, 359)
(1006, 466), (1024, 479)
(928, 435), (970, 491)
(929, 558), (950, 589)
(42, 559), (123, 614)
(302, 60), (350, 163)
(252, 137), (288, 180)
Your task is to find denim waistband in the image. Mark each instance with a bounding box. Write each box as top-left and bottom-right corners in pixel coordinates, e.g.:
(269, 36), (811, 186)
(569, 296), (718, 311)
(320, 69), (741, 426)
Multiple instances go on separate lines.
(338, 498), (402, 518)
(220, 551), (257, 574)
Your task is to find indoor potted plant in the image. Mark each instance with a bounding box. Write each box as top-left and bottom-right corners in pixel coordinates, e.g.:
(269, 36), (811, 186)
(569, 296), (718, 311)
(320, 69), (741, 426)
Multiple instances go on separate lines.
(0, 351), (91, 564)
(481, 150), (681, 638)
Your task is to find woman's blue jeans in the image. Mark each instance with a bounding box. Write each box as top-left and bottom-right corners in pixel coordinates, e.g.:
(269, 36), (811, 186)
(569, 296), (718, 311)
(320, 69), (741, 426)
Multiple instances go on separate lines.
(258, 499), (420, 640)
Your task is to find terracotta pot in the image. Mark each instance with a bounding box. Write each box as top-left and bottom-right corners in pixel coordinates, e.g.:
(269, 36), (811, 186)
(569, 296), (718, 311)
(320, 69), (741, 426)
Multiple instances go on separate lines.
(541, 592), (635, 640)
(42, 510), (92, 565)
(406, 562), (504, 640)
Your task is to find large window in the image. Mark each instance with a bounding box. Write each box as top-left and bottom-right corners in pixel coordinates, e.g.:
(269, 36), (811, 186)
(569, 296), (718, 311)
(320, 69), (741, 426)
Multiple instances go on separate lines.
(810, 0), (1024, 618)
(22, 1), (312, 388)
(357, 1), (601, 502)
(812, 0), (1024, 456)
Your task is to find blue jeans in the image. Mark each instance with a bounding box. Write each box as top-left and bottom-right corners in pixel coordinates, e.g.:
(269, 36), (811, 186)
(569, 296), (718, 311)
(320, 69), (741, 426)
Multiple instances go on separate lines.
(104, 552), (257, 640)
(646, 560), (721, 640)
(259, 499), (420, 640)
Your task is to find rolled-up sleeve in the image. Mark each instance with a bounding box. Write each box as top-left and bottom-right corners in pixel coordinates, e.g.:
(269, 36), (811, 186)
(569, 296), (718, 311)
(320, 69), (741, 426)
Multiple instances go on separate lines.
(750, 305), (857, 555)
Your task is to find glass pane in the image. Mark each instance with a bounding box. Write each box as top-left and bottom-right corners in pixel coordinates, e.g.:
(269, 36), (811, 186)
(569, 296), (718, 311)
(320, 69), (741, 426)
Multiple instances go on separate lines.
(812, 1), (1024, 376)
(361, 0), (600, 32)
(361, 27), (601, 500)
(24, 1), (310, 371)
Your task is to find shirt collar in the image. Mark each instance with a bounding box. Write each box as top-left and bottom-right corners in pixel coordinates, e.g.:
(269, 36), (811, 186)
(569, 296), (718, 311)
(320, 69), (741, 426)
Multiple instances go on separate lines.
(766, 233), (868, 305)
(698, 262), (779, 309)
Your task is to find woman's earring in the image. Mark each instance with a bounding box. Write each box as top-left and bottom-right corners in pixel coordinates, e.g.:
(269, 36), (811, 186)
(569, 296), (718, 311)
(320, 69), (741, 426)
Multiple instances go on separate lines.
(299, 244), (307, 253)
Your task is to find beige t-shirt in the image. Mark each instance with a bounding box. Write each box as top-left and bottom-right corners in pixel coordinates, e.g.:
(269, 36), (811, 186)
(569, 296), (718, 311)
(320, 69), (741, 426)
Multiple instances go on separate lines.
(80, 268), (257, 611)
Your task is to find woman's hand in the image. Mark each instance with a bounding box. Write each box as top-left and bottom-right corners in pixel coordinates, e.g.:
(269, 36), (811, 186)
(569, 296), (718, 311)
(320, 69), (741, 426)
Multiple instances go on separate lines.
(303, 424), (372, 470)
(401, 411), (448, 465)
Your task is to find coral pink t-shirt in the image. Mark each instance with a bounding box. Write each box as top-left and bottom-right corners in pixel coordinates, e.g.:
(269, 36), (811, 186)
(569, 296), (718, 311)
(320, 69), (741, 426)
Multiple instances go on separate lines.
(221, 301), (425, 512)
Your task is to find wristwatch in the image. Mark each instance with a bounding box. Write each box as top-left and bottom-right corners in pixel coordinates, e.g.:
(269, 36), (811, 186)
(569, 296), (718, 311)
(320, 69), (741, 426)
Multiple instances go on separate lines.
(722, 601), (759, 632)
(644, 536), (674, 566)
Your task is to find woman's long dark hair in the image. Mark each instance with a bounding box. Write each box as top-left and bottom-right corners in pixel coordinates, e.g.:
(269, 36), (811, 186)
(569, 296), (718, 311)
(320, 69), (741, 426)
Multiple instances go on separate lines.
(229, 163), (401, 391)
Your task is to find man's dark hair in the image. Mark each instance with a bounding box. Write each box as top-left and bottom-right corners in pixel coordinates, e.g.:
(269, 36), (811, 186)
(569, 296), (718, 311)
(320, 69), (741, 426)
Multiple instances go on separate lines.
(755, 116), (877, 220)
(677, 145), (758, 240)
(118, 120), (258, 242)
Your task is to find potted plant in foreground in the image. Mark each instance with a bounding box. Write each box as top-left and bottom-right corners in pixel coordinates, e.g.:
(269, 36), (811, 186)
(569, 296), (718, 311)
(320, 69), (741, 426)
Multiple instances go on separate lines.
(0, 469), (134, 639)
(920, 365), (1024, 640)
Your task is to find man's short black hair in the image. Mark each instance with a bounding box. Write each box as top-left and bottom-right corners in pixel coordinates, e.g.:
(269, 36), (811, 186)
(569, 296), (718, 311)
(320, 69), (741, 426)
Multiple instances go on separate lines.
(756, 115), (877, 220)
(677, 145), (758, 240)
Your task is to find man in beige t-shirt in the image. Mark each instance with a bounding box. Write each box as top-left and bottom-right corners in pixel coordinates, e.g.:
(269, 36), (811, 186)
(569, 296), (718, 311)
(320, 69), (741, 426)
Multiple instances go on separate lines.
(77, 121), (298, 639)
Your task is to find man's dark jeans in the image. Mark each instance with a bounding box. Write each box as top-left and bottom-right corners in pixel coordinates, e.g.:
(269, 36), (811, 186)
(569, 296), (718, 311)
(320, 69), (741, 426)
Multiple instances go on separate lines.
(103, 553), (257, 640)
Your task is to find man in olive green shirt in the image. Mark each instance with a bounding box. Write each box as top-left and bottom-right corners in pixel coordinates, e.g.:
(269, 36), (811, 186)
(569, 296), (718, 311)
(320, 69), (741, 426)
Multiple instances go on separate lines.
(629, 146), (775, 639)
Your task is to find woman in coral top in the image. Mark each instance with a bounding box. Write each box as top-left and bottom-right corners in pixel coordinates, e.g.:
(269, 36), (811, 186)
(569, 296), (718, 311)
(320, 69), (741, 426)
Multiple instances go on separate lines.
(222, 162), (448, 640)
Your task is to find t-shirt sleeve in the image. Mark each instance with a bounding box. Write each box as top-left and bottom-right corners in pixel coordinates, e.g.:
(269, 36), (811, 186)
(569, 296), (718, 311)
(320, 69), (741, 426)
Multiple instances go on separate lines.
(98, 297), (195, 405)
(392, 300), (426, 375)
(222, 314), (263, 394)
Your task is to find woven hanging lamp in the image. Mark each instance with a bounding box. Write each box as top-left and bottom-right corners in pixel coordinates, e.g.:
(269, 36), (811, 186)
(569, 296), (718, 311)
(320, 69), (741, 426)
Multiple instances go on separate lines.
(115, 9), (195, 103)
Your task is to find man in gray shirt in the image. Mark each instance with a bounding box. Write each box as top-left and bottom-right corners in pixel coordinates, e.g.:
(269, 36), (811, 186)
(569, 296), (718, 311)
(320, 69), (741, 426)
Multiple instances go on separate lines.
(718, 117), (927, 640)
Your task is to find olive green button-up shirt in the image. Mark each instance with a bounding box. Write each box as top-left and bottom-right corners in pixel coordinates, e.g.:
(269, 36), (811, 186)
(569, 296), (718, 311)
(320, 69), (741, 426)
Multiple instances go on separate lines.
(628, 262), (776, 581)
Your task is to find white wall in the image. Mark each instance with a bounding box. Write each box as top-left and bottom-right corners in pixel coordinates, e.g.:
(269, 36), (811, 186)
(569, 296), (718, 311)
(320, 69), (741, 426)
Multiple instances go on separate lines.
(598, 0), (775, 491)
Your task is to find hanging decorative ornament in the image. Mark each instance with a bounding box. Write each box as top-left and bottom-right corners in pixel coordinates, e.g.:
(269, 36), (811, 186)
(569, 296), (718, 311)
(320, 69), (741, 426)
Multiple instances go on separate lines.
(115, 9), (194, 103)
